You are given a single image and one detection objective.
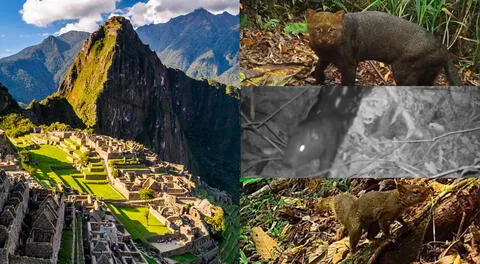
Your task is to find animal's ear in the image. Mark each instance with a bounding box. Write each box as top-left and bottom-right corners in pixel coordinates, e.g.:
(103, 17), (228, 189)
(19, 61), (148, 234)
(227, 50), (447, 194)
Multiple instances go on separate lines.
(335, 10), (346, 20)
(306, 9), (315, 20)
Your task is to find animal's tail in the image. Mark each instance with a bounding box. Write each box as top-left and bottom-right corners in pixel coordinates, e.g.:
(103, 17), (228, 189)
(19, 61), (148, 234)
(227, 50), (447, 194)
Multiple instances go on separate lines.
(445, 54), (462, 86)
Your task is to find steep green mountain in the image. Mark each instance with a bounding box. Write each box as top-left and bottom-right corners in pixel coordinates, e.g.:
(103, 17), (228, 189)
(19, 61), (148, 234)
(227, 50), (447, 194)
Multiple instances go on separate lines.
(49, 16), (239, 197)
(136, 8), (239, 86)
(0, 31), (89, 104)
(0, 83), (20, 115)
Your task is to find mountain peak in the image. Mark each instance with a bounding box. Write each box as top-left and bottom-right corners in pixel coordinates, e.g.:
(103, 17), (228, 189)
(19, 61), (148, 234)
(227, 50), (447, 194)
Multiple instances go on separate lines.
(58, 15), (158, 126)
(193, 8), (210, 14)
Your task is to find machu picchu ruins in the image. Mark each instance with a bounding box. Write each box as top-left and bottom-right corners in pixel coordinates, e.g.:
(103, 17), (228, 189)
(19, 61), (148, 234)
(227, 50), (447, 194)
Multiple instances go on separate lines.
(0, 128), (236, 264)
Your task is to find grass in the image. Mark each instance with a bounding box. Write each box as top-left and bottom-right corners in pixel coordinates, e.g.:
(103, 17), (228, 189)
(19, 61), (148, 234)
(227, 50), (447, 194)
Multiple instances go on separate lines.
(25, 144), (124, 200)
(75, 215), (85, 264)
(143, 254), (158, 264)
(106, 204), (171, 240)
(29, 145), (72, 188)
(58, 229), (73, 264)
(55, 169), (124, 200)
(170, 252), (197, 263)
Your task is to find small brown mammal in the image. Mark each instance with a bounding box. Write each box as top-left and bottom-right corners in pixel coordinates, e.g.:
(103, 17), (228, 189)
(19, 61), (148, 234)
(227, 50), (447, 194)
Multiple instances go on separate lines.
(332, 182), (429, 252)
(306, 10), (462, 86)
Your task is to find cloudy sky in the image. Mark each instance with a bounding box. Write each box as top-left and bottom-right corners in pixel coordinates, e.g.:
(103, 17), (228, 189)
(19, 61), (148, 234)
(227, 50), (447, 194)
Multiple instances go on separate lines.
(0, 0), (238, 58)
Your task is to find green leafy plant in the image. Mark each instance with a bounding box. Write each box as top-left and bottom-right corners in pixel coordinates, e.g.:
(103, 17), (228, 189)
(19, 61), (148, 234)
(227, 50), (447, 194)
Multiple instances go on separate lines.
(284, 22), (308, 34)
(241, 14), (249, 28)
(263, 18), (280, 30)
(139, 189), (155, 200)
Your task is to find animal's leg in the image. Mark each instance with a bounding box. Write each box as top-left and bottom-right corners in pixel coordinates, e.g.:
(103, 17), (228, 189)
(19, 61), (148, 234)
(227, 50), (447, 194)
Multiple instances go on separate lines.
(313, 60), (329, 84)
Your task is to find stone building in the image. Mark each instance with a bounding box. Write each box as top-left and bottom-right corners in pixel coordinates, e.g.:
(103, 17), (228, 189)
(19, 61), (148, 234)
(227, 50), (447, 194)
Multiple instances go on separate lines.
(0, 180), (29, 263)
(10, 189), (65, 264)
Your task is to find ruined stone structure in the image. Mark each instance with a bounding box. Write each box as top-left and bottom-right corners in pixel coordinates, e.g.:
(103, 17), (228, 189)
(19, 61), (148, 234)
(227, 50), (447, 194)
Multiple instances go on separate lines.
(69, 194), (148, 264)
(0, 176), (66, 264)
(0, 176), (29, 264)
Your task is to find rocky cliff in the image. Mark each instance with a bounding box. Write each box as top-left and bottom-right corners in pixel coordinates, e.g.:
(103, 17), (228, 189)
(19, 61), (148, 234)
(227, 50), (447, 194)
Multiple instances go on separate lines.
(0, 83), (20, 115)
(25, 96), (85, 128)
(57, 16), (239, 196)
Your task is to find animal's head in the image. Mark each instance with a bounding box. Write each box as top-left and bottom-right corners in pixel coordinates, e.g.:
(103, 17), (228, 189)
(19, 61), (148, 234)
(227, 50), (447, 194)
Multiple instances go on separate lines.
(283, 120), (326, 168)
(306, 9), (345, 47)
(397, 182), (430, 206)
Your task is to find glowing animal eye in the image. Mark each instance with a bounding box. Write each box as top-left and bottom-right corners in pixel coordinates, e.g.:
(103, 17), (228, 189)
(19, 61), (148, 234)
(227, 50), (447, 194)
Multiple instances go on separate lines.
(299, 145), (305, 152)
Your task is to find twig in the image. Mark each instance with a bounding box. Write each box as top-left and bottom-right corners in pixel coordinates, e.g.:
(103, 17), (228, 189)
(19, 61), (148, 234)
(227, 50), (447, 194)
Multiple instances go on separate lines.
(241, 157), (283, 175)
(367, 60), (388, 84)
(367, 239), (391, 264)
(247, 178), (288, 199)
(390, 126), (480, 143)
(241, 112), (284, 154)
(431, 165), (480, 178)
(254, 89), (309, 130)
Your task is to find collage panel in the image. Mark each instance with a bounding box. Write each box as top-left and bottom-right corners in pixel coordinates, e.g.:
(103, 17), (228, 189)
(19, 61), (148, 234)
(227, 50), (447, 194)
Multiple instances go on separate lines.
(240, 177), (480, 263)
(242, 86), (480, 178)
(0, 1), (240, 264)
(240, 1), (480, 262)
(240, 1), (479, 86)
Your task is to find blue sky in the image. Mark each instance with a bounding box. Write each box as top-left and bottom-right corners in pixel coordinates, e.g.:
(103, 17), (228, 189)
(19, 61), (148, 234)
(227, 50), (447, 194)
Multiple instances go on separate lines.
(0, 0), (238, 58)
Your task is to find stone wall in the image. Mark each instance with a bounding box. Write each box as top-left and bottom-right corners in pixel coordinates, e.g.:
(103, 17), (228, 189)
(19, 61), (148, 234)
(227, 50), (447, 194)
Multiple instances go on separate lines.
(84, 173), (107, 180)
(24, 196), (65, 263)
(148, 206), (174, 233)
(0, 182), (29, 264)
(10, 255), (54, 264)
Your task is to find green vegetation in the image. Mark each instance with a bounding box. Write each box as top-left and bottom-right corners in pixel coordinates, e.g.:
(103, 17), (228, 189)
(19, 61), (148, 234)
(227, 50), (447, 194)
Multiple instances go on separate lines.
(19, 150), (30, 163)
(170, 252), (197, 263)
(139, 189), (155, 200)
(204, 206), (226, 232)
(106, 204), (171, 241)
(58, 229), (73, 264)
(0, 113), (35, 138)
(242, 0), (480, 71)
(39, 122), (72, 132)
(15, 143), (124, 200)
(284, 22), (307, 34)
(75, 216), (85, 264)
(220, 205), (239, 264)
(112, 168), (119, 178)
(142, 254), (158, 264)
(65, 22), (119, 127)
(108, 158), (142, 167)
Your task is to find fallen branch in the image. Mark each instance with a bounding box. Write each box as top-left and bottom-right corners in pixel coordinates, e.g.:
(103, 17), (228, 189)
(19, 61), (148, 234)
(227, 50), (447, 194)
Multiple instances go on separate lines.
(247, 178), (289, 199)
(390, 126), (480, 144)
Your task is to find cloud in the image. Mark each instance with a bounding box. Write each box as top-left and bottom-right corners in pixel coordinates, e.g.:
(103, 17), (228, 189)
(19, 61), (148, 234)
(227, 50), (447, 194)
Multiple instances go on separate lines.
(20, 0), (117, 33)
(0, 34), (5, 38)
(120, 0), (239, 27)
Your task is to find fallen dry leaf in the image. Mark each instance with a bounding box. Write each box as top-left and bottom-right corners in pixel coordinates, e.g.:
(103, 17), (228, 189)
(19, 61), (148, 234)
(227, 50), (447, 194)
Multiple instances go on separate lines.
(251, 226), (279, 260)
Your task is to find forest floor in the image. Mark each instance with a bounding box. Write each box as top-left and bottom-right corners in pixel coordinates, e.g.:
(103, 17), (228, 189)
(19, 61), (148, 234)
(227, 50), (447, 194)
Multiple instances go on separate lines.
(240, 178), (480, 264)
(240, 27), (480, 87)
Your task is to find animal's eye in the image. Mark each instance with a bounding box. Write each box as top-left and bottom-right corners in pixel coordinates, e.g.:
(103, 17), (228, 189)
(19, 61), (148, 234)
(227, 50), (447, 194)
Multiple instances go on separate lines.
(412, 189), (420, 194)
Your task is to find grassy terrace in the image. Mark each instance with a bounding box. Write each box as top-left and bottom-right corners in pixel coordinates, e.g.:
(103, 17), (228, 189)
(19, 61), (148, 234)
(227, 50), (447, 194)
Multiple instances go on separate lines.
(106, 204), (171, 241)
(143, 254), (158, 264)
(170, 252), (197, 263)
(62, 138), (85, 157)
(58, 229), (73, 264)
(15, 140), (124, 200)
